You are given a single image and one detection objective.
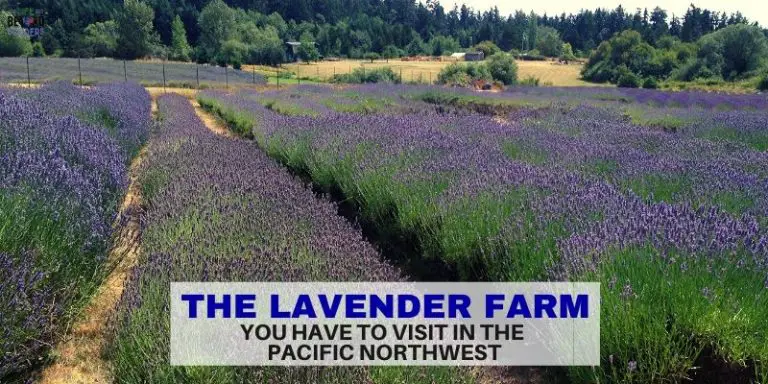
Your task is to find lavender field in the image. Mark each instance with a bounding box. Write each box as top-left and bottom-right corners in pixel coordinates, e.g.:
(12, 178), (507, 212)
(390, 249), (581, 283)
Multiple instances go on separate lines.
(201, 85), (768, 383)
(2, 80), (766, 383)
(110, 94), (471, 383)
(0, 82), (150, 379)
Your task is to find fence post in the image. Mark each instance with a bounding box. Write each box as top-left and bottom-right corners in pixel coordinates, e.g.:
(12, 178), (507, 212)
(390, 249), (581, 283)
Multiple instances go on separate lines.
(225, 66), (229, 89)
(298, 66), (300, 85)
(162, 59), (166, 93)
(78, 55), (82, 87)
(26, 56), (31, 87)
(252, 65), (255, 84)
(123, 60), (127, 82)
(196, 64), (200, 89)
(333, 66), (335, 78)
(276, 65), (280, 88)
(399, 68), (402, 83)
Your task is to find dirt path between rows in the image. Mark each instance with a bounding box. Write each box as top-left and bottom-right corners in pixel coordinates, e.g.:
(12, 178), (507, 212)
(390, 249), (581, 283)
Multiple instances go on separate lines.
(37, 103), (152, 384)
(191, 99), (235, 138)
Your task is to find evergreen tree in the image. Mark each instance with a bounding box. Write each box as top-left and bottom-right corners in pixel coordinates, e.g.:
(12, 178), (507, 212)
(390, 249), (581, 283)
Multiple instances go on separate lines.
(169, 15), (192, 61)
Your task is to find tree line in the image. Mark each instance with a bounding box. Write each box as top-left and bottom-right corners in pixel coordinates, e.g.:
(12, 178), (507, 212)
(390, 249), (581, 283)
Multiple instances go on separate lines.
(2, 0), (766, 70)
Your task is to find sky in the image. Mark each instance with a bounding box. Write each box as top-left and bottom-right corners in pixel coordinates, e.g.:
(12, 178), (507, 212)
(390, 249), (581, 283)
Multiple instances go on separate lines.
(453, 0), (768, 28)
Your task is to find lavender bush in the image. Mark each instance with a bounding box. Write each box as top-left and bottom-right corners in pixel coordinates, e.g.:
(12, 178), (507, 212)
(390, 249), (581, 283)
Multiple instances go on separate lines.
(203, 85), (768, 383)
(0, 83), (150, 379)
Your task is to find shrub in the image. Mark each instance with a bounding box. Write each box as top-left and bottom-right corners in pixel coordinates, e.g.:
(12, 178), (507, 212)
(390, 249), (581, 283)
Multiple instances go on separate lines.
(332, 67), (400, 84)
(559, 43), (576, 62)
(615, 65), (641, 88)
(758, 75), (768, 91)
(617, 72), (642, 88)
(473, 40), (501, 57)
(485, 52), (518, 85)
(536, 26), (564, 57)
(519, 76), (540, 86)
(363, 52), (380, 62)
(436, 62), (492, 86)
(0, 26), (33, 57)
(643, 77), (659, 89)
(31, 42), (45, 57)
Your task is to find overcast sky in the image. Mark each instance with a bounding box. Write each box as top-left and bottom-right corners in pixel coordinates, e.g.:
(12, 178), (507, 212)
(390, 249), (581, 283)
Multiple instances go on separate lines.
(452, 0), (767, 28)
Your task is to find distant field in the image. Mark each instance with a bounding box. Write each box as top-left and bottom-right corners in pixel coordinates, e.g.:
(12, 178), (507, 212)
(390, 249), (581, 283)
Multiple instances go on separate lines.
(0, 57), (600, 88)
(0, 57), (265, 87)
(249, 58), (602, 87)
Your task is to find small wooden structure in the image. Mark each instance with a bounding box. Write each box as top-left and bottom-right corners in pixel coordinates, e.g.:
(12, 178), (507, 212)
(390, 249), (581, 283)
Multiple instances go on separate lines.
(464, 51), (485, 61)
(285, 41), (302, 62)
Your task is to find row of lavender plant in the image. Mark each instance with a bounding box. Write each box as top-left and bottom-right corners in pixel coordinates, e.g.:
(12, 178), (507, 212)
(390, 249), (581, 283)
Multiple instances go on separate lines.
(201, 86), (768, 383)
(0, 83), (150, 380)
(110, 94), (472, 383)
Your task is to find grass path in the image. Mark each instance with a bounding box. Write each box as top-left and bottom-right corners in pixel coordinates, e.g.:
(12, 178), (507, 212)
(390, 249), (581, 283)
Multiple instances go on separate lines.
(37, 139), (148, 383)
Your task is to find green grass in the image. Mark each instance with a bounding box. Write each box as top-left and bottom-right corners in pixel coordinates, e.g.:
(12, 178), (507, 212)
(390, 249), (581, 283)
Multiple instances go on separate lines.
(501, 141), (549, 165)
(571, 246), (768, 383)
(370, 367), (474, 384)
(623, 107), (692, 132)
(412, 90), (544, 113)
(77, 107), (120, 135)
(260, 98), (320, 117)
(697, 126), (768, 151)
(583, 159), (620, 177)
(623, 173), (692, 203)
(265, 76), (322, 85)
(319, 96), (394, 114)
(197, 95), (256, 138)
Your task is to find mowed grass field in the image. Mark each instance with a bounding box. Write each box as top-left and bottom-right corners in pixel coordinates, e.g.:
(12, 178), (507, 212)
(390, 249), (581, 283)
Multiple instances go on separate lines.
(246, 58), (603, 87)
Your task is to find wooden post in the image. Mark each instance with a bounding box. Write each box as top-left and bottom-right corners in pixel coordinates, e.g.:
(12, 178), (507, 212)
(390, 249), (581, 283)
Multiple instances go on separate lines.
(196, 64), (200, 89)
(162, 59), (166, 93)
(26, 56), (31, 87)
(123, 60), (127, 82)
(225, 66), (229, 89)
(77, 55), (82, 86)
(277, 65), (280, 88)
(252, 65), (256, 84)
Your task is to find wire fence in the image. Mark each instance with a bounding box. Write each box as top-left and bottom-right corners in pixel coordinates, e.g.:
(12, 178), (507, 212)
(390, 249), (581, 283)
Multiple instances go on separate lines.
(0, 57), (267, 88)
